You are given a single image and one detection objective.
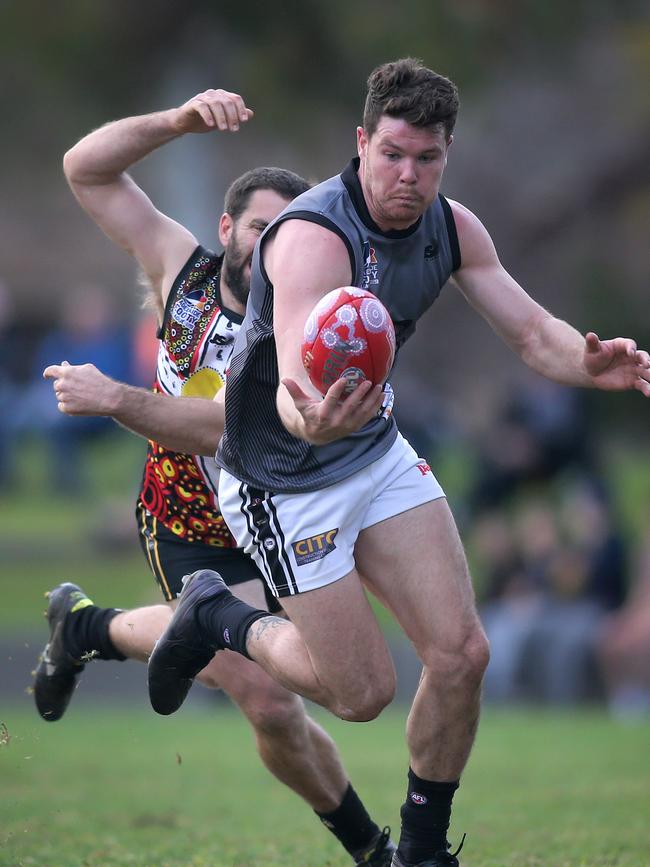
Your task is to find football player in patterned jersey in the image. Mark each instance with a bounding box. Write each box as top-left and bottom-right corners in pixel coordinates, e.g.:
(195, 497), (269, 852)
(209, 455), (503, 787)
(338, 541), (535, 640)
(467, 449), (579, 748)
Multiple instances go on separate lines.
(35, 88), (396, 866)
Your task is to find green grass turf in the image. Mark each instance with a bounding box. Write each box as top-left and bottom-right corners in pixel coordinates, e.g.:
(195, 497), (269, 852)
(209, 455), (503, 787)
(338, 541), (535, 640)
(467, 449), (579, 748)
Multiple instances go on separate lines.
(3, 440), (650, 865)
(1, 706), (649, 866)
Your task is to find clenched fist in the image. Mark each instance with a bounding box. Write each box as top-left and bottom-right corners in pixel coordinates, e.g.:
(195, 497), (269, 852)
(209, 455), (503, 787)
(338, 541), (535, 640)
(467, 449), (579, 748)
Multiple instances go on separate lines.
(171, 89), (254, 135)
(43, 362), (123, 416)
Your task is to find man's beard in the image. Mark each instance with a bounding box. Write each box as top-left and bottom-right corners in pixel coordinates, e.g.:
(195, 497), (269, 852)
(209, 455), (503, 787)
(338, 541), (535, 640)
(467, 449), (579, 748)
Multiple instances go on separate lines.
(222, 232), (250, 307)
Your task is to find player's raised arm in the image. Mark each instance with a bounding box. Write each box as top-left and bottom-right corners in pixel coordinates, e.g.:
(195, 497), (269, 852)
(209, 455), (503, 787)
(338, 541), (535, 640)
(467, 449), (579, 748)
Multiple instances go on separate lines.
(43, 362), (224, 456)
(266, 220), (383, 445)
(63, 89), (254, 306)
(449, 199), (650, 395)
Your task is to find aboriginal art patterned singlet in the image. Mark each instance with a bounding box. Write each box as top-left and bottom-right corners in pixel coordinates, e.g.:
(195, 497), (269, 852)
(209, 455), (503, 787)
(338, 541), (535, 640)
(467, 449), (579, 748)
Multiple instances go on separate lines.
(136, 246), (242, 546)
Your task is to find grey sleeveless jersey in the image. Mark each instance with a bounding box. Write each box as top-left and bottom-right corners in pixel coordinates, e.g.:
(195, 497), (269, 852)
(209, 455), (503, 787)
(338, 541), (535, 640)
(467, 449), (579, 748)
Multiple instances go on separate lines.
(216, 158), (460, 493)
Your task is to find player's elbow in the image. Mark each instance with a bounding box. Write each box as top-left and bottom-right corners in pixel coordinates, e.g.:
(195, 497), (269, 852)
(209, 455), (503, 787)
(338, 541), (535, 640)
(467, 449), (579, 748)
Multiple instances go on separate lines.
(62, 142), (106, 188)
(62, 145), (85, 184)
(276, 392), (306, 442)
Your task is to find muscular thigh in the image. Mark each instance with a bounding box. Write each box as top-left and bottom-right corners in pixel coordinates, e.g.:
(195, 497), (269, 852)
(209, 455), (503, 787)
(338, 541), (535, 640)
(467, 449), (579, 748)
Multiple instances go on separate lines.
(280, 570), (394, 693)
(191, 572), (394, 703)
(355, 498), (480, 652)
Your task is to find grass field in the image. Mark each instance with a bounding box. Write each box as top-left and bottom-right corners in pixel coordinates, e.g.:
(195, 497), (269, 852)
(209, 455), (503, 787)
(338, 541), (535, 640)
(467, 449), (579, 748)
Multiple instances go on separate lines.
(1, 705), (649, 866)
(3, 439), (650, 866)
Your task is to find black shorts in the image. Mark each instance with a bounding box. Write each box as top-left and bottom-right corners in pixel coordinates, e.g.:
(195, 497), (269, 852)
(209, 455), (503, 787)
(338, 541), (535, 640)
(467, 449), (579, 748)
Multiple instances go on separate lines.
(136, 504), (280, 611)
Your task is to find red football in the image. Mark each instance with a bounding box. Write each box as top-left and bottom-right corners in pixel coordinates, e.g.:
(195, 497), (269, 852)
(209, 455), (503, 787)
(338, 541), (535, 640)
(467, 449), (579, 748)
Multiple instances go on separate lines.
(301, 287), (396, 396)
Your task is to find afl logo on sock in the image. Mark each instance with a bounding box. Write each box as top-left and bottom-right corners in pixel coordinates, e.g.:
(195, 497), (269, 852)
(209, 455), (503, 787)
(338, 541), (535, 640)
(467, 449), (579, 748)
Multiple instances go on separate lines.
(410, 792), (428, 805)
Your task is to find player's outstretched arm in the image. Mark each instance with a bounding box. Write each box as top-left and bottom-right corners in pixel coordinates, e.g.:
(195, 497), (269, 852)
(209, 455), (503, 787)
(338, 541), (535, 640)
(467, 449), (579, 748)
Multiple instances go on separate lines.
(450, 199), (650, 396)
(63, 89), (254, 303)
(43, 362), (224, 456)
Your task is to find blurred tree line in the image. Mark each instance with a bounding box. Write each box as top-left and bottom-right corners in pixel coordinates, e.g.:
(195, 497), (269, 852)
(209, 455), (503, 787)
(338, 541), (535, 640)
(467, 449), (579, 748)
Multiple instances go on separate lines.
(1, 0), (649, 432)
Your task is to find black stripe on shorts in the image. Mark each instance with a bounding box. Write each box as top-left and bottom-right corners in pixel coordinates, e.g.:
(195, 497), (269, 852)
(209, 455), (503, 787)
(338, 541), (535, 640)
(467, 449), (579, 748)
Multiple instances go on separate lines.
(239, 484), (298, 598)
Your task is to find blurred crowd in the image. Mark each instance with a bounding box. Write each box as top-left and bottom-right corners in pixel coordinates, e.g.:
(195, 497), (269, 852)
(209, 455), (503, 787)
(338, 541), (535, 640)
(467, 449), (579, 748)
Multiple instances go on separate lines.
(2, 277), (649, 716)
(0, 278), (156, 495)
(396, 374), (650, 718)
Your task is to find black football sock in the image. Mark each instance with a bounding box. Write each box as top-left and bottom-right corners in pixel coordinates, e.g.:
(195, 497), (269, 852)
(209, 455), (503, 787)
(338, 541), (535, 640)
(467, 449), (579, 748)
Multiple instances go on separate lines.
(397, 768), (459, 863)
(195, 594), (267, 659)
(63, 605), (127, 662)
(316, 783), (382, 857)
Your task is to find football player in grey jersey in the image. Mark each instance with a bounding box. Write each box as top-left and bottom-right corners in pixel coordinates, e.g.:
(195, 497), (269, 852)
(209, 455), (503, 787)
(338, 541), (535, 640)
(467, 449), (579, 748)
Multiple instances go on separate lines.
(37, 88), (397, 867)
(146, 61), (650, 867)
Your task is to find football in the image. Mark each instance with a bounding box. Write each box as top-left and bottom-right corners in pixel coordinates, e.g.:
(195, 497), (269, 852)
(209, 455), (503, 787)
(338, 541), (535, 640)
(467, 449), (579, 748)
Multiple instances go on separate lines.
(301, 287), (396, 396)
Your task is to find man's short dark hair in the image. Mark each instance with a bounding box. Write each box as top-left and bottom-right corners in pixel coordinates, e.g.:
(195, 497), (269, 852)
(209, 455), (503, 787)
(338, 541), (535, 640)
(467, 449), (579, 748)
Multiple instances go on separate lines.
(224, 167), (310, 221)
(363, 58), (459, 140)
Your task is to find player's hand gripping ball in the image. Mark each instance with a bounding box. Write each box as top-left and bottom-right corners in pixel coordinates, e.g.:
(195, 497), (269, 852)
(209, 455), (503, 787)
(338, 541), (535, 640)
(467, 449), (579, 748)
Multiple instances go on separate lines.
(302, 287), (396, 396)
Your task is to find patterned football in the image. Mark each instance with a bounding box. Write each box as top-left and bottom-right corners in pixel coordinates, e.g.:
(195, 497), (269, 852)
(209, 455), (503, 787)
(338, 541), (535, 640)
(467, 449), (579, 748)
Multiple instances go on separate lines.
(301, 287), (396, 396)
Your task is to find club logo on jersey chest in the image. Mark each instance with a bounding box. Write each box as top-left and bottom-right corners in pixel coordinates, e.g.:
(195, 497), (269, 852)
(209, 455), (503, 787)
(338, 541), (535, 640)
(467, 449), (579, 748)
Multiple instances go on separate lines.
(361, 240), (380, 289)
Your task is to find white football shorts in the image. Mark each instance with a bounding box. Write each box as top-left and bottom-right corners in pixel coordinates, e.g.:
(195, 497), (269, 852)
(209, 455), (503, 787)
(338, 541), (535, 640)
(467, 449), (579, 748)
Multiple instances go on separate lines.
(217, 432), (445, 598)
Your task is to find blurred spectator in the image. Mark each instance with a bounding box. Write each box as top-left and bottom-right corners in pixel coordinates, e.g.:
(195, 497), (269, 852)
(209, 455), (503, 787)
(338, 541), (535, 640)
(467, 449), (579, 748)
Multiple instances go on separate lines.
(0, 279), (24, 488)
(468, 377), (594, 514)
(520, 480), (626, 704)
(478, 479), (627, 705)
(464, 374), (629, 705)
(474, 509), (541, 702)
(4, 283), (134, 495)
(599, 526), (650, 717)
